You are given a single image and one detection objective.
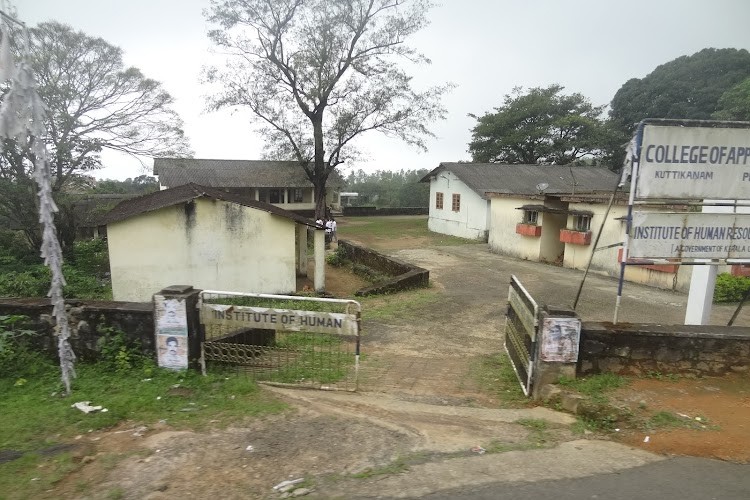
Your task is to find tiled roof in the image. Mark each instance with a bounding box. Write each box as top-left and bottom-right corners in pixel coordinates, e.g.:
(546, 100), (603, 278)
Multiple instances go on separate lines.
(420, 163), (620, 198)
(153, 158), (343, 188)
(99, 183), (318, 227)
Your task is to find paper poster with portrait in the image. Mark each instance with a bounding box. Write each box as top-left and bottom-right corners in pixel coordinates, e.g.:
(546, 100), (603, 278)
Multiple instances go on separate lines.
(540, 317), (581, 363)
(154, 296), (188, 369)
(157, 333), (188, 370)
(154, 296), (188, 337)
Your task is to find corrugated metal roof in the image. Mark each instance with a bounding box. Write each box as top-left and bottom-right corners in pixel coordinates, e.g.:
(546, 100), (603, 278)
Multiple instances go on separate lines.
(153, 158), (343, 188)
(420, 162), (620, 198)
(99, 183), (318, 227)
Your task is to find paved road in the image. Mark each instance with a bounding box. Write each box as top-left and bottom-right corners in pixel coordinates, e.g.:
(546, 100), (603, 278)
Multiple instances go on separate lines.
(424, 456), (750, 500)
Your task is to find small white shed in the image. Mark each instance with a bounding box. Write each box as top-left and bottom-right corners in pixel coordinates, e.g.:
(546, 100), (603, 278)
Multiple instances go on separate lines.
(101, 184), (319, 301)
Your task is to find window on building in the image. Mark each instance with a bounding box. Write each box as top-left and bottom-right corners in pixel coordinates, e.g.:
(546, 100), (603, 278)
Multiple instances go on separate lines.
(523, 210), (539, 225)
(573, 214), (591, 232)
(452, 193), (460, 212)
(435, 192), (444, 209)
(293, 188), (304, 203)
(269, 189), (282, 203)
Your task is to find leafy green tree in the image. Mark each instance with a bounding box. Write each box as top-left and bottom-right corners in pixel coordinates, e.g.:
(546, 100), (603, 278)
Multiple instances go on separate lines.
(713, 77), (750, 121)
(204, 0), (450, 219)
(468, 85), (610, 165)
(344, 168), (428, 207)
(0, 22), (191, 249)
(610, 48), (750, 134)
(92, 175), (159, 195)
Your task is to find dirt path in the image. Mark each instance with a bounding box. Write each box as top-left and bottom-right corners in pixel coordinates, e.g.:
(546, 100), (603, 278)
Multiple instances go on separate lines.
(48, 223), (750, 499)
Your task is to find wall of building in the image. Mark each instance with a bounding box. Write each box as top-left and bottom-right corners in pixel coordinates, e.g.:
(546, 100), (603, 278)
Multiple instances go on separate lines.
(427, 171), (488, 240)
(108, 198), (297, 301)
(488, 196), (541, 260)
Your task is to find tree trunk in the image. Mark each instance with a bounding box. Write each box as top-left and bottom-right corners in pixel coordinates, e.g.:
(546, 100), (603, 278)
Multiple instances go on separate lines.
(312, 115), (328, 220)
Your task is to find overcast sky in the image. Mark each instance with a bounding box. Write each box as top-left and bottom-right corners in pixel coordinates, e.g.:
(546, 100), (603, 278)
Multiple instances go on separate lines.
(17, 0), (750, 180)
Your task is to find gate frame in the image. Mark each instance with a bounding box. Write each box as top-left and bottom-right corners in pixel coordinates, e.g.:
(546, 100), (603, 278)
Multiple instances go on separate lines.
(197, 290), (362, 390)
(503, 275), (539, 396)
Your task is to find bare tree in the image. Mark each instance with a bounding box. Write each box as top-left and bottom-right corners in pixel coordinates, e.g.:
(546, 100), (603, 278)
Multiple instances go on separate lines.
(0, 21), (192, 249)
(205, 0), (451, 217)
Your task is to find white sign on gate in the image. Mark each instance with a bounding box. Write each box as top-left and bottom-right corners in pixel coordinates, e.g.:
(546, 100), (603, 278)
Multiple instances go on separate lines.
(201, 303), (358, 335)
(636, 124), (750, 200)
(629, 212), (750, 260)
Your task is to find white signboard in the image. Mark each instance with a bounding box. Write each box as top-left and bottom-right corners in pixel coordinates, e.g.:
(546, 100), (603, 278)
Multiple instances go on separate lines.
(201, 304), (358, 336)
(629, 212), (750, 259)
(635, 124), (750, 200)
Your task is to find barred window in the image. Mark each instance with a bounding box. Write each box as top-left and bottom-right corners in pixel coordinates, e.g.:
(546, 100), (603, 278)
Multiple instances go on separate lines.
(436, 192), (444, 209)
(574, 214), (591, 232)
(452, 193), (460, 212)
(523, 210), (539, 225)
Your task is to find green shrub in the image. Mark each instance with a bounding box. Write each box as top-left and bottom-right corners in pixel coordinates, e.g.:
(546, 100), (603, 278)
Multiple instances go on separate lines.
(0, 264), (112, 300)
(70, 238), (110, 277)
(0, 315), (53, 378)
(326, 246), (349, 267)
(98, 326), (149, 373)
(714, 273), (750, 303)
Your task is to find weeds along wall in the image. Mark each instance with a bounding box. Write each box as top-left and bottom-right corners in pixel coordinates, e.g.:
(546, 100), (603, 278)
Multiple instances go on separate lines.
(0, 298), (154, 360)
(337, 240), (429, 295)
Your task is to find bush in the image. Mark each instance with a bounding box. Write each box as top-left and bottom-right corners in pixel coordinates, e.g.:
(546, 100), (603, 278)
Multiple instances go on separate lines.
(70, 238), (110, 277)
(326, 245), (349, 267)
(714, 273), (750, 303)
(0, 264), (112, 300)
(0, 315), (53, 378)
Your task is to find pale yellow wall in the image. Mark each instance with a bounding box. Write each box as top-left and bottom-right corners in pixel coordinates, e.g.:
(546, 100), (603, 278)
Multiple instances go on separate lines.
(564, 202), (693, 291)
(488, 197), (541, 260)
(562, 203), (625, 271)
(108, 198), (297, 301)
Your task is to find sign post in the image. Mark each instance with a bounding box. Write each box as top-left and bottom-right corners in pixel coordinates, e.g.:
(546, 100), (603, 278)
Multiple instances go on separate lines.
(620, 119), (750, 325)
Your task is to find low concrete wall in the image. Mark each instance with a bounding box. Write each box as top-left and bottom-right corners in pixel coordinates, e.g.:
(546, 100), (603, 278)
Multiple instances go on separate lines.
(342, 206), (428, 216)
(0, 298), (154, 360)
(337, 240), (429, 296)
(579, 322), (750, 377)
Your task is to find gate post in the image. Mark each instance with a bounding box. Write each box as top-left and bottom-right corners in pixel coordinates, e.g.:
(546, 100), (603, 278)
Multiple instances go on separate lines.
(531, 305), (581, 400)
(153, 285), (202, 371)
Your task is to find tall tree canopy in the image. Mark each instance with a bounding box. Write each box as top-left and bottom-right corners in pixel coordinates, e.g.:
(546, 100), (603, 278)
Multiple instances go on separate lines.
(713, 77), (750, 121)
(468, 85), (609, 165)
(344, 168), (428, 207)
(204, 0), (450, 218)
(609, 48), (750, 134)
(0, 21), (191, 249)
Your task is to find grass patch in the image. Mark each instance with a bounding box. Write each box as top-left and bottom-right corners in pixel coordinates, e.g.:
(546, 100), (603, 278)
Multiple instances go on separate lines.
(0, 362), (286, 499)
(338, 216), (481, 249)
(351, 457), (410, 479)
(558, 373), (628, 404)
(359, 288), (440, 321)
(262, 332), (355, 384)
(470, 353), (531, 408)
(646, 411), (685, 429)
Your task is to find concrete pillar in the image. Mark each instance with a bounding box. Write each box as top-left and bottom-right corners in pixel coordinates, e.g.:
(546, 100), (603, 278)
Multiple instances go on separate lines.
(314, 229), (325, 292)
(297, 224), (308, 276)
(532, 305), (581, 400)
(153, 285), (202, 371)
(684, 202), (735, 325)
(685, 264), (717, 325)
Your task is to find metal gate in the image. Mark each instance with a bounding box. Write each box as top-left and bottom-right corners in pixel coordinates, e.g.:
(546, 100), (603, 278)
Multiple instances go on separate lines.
(503, 275), (539, 396)
(198, 290), (361, 391)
